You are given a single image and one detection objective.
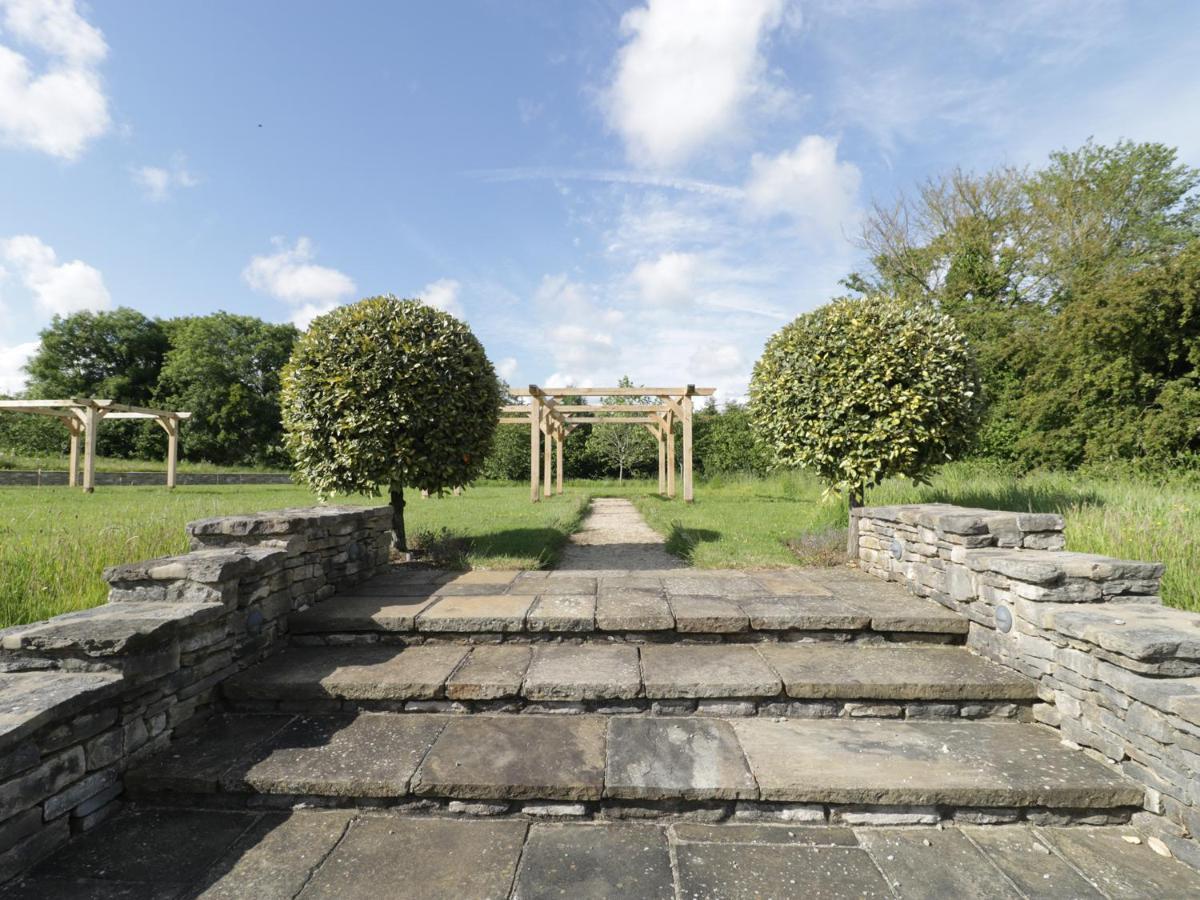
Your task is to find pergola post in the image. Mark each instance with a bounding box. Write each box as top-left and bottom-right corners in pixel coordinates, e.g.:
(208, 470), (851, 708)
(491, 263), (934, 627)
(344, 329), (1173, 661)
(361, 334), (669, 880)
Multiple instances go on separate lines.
(666, 411), (676, 499)
(67, 417), (81, 487)
(159, 416), (179, 489)
(555, 430), (564, 495)
(82, 404), (99, 494)
(682, 390), (694, 503)
(542, 417), (552, 498)
(656, 421), (666, 496)
(529, 392), (541, 502)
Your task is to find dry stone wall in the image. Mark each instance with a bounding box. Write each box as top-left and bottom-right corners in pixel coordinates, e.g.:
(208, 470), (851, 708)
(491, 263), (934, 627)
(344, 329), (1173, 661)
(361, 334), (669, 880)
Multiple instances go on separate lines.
(0, 504), (390, 881)
(856, 502), (1200, 866)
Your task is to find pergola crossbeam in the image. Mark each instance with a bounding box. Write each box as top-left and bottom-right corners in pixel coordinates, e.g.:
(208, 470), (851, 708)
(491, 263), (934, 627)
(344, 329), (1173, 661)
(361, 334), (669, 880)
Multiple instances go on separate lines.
(0, 399), (191, 491)
(506, 383), (710, 503)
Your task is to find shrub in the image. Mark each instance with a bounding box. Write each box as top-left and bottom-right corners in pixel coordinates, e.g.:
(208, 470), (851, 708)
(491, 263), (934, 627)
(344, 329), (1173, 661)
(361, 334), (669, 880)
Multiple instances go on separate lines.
(281, 296), (501, 549)
(750, 295), (982, 504)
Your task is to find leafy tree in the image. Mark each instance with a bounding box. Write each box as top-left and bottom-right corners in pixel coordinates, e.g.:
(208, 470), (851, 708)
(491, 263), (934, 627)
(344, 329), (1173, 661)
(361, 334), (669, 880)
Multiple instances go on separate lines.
(153, 313), (299, 467)
(584, 376), (656, 480)
(282, 296), (500, 550)
(24, 308), (169, 458)
(694, 400), (772, 475)
(850, 139), (1200, 465)
(750, 296), (982, 507)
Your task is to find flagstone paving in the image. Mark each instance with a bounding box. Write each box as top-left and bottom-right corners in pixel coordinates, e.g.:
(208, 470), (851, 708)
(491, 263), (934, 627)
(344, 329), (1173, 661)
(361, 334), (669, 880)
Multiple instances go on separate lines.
(7, 808), (1200, 899)
(11, 498), (1197, 898)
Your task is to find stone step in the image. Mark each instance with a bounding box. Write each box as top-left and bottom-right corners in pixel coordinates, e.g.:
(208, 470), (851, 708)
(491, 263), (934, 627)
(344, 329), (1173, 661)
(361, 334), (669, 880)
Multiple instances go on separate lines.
(126, 712), (1143, 820)
(288, 567), (968, 642)
(223, 643), (1036, 717)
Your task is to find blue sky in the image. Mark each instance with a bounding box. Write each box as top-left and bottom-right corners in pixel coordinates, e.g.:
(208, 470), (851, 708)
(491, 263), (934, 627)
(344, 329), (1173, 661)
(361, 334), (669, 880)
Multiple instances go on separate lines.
(2, 0), (1198, 398)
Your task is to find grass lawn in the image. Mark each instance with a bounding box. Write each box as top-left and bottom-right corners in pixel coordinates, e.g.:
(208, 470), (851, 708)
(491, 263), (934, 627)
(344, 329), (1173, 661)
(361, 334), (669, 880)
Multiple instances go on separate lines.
(0, 483), (589, 628)
(0, 452), (287, 474)
(2, 463), (1196, 628)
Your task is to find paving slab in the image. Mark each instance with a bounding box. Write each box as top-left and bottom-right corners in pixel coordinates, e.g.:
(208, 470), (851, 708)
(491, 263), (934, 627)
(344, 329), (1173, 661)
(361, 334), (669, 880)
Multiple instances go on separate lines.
(526, 594), (595, 632)
(675, 843), (892, 899)
(0, 672), (123, 752)
(639, 645), (781, 698)
(662, 571), (767, 598)
(1038, 826), (1200, 897)
(523, 644), (640, 700)
(737, 594), (872, 630)
(512, 824), (674, 900)
(805, 570), (968, 633)
(413, 715), (607, 800)
(668, 596), (749, 632)
(0, 877), (181, 899)
(225, 714), (446, 797)
(445, 645), (531, 700)
(962, 826), (1104, 899)
(747, 570), (835, 597)
(857, 827), (1023, 899)
(605, 716), (757, 800)
(193, 811), (353, 900)
(594, 591), (673, 631)
(224, 645), (469, 701)
(298, 817), (527, 900)
(336, 575), (443, 597)
(756, 644), (1036, 701)
(440, 570), (520, 588)
(673, 824), (858, 845)
(537, 576), (599, 594)
(126, 714), (293, 794)
(25, 808), (255, 886)
(415, 593), (533, 632)
(289, 594), (438, 632)
(730, 719), (1144, 807)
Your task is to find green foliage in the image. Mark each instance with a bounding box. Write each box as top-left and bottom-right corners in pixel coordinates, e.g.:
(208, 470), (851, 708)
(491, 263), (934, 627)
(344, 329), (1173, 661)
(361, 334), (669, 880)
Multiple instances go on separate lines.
(694, 400), (772, 475)
(583, 377), (656, 480)
(24, 307), (170, 458)
(281, 297), (501, 541)
(153, 313), (298, 467)
(750, 296), (982, 497)
(851, 139), (1200, 469)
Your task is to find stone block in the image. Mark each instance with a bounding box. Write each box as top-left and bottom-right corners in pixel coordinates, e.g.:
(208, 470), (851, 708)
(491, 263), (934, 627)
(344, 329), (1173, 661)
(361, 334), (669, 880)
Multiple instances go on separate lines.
(416, 594), (533, 632)
(605, 717), (756, 800)
(513, 823), (673, 899)
(445, 645), (530, 700)
(523, 645), (640, 701)
(640, 645), (780, 698)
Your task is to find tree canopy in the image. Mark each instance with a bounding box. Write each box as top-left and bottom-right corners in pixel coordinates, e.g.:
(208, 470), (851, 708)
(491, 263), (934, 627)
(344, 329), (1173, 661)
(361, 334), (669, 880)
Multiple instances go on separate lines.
(281, 296), (501, 549)
(750, 296), (981, 501)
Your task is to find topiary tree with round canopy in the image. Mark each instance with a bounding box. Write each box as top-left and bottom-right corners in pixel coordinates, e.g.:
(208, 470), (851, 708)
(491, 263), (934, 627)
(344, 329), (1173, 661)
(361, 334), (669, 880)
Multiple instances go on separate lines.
(750, 295), (981, 542)
(281, 296), (501, 551)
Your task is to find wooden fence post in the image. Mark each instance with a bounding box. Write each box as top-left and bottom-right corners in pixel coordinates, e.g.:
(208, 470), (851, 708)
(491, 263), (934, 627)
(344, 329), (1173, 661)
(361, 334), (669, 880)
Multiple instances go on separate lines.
(529, 394), (541, 502)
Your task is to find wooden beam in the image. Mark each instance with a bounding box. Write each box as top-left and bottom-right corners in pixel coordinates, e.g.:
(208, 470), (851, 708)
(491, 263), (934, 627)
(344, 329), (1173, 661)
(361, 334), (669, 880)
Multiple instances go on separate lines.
(557, 416), (658, 424)
(538, 404), (666, 413)
(555, 431), (564, 495)
(543, 414), (552, 497)
(529, 394), (541, 502)
(682, 394), (694, 503)
(666, 411), (676, 499)
(67, 418), (80, 487)
(498, 417), (530, 424)
(512, 387), (715, 397)
(655, 422), (666, 496)
(82, 404), (98, 493)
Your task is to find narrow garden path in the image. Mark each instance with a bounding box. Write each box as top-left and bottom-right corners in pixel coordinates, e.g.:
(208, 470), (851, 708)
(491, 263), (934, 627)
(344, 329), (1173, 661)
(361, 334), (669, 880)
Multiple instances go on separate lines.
(555, 497), (686, 571)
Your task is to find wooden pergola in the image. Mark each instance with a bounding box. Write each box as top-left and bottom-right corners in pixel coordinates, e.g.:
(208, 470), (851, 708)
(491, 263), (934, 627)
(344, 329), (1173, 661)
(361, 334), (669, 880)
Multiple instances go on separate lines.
(0, 399), (192, 492)
(500, 385), (715, 503)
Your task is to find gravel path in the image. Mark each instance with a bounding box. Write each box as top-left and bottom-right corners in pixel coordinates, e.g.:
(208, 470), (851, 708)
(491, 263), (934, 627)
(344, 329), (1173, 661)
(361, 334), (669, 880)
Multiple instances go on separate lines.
(554, 497), (686, 571)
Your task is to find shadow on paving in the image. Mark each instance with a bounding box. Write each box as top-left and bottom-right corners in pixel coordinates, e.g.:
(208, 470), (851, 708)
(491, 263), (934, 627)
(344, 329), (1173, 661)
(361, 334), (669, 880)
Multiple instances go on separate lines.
(7, 808), (1200, 899)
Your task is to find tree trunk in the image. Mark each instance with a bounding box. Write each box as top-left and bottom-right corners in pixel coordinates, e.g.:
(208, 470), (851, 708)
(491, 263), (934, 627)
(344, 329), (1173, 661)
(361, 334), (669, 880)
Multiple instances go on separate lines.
(846, 485), (864, 561)
(390, 482), (407, 553)
(619, 462), (624, 482)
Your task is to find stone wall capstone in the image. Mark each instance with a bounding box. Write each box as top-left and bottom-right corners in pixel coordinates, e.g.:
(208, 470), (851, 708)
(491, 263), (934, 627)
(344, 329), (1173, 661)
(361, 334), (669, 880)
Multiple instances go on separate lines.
(0, 504), (391, 881)
(855, 502), (1200, 867)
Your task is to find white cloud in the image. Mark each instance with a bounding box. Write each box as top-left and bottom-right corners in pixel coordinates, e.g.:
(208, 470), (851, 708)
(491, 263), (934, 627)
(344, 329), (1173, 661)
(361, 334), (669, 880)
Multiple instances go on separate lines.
(0, 0), (110, 159)
(0, 338), (37, 393)
(242, 237), (356, 327)
(496, 356), (518, 383)
(744, 135), (862, 235)
(606, 0), (788, 167)
(132, 153), (199, 201)
(0, 234), (110, 315)
(420, 277), (464, 318)
(630, 251), (699, 306)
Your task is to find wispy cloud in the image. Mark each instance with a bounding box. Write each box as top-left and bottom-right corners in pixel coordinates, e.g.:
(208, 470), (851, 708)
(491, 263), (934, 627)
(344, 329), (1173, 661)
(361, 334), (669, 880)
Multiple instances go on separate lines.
(243, 237), (356, 328)
(132, 153), (199, 201)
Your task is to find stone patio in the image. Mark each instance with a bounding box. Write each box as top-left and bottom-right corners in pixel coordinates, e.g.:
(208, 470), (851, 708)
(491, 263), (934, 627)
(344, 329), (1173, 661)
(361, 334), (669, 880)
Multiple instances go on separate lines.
(6, 807), (1200, 899)
(5, 498), (1200, 898)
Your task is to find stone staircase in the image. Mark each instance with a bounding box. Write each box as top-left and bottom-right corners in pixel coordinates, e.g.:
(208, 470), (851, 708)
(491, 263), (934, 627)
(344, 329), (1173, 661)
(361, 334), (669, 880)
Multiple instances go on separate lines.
(125, 565), (1144, 826)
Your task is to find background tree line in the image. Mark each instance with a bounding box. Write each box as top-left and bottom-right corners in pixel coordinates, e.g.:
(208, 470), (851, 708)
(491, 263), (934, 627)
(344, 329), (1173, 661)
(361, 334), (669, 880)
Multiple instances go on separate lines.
(2, 309), (297, 467)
